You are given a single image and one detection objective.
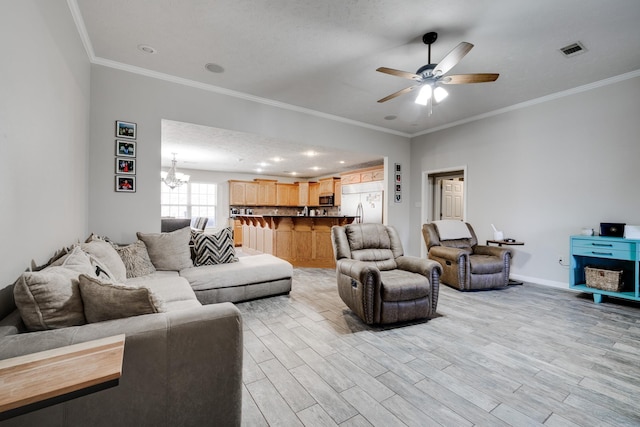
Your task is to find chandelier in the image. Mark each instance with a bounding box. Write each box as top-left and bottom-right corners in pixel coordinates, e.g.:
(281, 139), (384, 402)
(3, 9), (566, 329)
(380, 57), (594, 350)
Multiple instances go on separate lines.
(161, 153), (190, 189)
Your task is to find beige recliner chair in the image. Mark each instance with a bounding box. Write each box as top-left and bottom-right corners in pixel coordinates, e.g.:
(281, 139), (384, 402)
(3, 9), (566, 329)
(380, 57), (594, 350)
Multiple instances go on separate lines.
(422, 221), (512, 291)
(331, 223), (442, 325)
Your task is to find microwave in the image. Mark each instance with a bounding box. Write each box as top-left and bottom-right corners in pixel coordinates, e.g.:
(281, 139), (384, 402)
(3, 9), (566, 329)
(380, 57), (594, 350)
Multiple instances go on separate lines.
(318, 194), (334, 206)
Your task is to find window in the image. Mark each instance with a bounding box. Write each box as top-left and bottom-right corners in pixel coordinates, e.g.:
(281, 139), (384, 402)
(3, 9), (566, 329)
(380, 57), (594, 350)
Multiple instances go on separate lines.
(161, 182), (217, 226)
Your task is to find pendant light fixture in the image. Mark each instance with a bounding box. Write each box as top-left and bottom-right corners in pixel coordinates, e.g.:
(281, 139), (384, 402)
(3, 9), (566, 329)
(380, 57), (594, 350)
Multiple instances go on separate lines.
(161, 153), (190, 189)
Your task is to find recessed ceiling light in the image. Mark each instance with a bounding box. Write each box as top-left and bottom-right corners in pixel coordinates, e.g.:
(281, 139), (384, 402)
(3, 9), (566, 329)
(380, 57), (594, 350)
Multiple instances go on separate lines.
(272, 157), (284, 162)
(137, 44), (157, 54)
(339, 160), (345, 164)
(258, 162), (268, 167)
(290, 171), (298, 176)
(205, 63), (225, 73)
(304, 150), (317, 157)
(311, 166), (321, 171)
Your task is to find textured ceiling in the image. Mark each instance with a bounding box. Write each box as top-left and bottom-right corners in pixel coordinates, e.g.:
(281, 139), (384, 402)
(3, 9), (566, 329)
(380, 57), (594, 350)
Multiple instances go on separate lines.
(73, 0), (640, 175)
(161, 120), (382, 178)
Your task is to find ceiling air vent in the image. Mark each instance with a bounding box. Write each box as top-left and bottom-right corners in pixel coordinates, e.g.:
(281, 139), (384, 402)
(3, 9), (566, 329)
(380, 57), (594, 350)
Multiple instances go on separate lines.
(559, 41), (587, 57)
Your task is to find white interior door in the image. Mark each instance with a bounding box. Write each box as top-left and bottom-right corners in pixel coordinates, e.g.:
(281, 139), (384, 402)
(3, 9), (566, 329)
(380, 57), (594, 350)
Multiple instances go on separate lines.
(441, 179), (464, 220)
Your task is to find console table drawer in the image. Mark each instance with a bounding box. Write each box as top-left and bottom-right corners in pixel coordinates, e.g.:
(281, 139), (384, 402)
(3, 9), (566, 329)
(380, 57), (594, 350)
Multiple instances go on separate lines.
(571, 238), (635, 253)
(572, 246), (635, 261)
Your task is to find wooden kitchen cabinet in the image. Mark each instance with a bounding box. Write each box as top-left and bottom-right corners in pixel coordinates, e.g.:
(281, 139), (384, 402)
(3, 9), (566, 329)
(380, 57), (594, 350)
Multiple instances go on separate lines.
(309, 182), (319, 206)
(298, 182), (309, 206)
(334, 180), (341, 206)
(276, 183), (299, 206)
(229, 181), (246, 205)
(341, 166), (384, 186)
(319, 177), (340, 195)
(257, 180), (277, 206)
(245, 182), (258, 205)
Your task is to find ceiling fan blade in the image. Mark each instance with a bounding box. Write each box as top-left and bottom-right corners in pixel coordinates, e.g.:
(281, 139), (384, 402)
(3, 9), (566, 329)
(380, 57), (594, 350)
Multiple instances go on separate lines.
(441, 73), (500, 84)
(433, 42), (474, 76)
(376, 67), (421, 81)
(377, 85), (418, 103)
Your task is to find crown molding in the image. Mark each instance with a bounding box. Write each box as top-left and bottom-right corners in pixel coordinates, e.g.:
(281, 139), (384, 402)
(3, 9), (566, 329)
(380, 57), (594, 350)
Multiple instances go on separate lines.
(410, 69), (640, 138)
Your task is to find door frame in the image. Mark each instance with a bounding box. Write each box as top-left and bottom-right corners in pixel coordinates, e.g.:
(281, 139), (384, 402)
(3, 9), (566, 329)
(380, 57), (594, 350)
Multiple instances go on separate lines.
(421, 165), (467, 257)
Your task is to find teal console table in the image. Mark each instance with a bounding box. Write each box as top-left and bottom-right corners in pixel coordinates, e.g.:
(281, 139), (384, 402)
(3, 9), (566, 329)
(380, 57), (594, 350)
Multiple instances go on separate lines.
(570, 235), (640, 303)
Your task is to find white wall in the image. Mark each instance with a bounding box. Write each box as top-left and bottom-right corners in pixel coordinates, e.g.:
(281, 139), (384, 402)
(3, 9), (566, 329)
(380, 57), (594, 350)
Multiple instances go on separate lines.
(89, 66), (412, 245)
(410, 74), (640, 287)
(0, 0), (90, 288)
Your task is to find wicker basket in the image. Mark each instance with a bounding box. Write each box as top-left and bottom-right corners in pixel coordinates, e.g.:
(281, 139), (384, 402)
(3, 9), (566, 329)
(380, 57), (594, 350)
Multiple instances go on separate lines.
(585, 266), (623, 292)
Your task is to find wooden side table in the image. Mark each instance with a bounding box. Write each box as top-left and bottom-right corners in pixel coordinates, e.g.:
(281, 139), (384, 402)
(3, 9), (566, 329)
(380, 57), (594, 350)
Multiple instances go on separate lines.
(0, 334), (125, 420)
(486, 239), (525, 247)
(486, 240), (525, 285)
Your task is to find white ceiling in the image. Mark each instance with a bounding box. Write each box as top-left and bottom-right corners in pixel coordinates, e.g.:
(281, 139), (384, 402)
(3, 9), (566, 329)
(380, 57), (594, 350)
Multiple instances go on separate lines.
(161, 120), (383, 179)
(73, 0), (640, 176)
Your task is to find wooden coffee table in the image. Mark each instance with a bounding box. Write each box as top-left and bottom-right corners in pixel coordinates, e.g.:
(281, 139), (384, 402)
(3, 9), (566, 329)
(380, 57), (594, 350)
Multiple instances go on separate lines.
(0, 334), (125, 420)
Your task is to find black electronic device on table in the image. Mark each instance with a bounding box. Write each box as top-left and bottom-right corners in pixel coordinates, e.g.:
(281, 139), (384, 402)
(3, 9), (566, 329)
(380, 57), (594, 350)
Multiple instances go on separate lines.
(600, 223), (625, 238)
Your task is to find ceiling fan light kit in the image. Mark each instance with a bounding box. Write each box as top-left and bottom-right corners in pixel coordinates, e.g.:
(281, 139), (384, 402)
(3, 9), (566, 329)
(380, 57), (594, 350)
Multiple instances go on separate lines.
(377, 31), (499, 114)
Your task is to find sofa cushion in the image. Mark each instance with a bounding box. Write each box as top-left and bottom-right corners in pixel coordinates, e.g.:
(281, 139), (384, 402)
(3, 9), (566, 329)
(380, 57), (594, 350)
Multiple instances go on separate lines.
(137, 227), (193, 271)
(13, 247), (94, 331)
(180, 254), (292, 291)
(192, 227), (238, 266)
(380, 270), (430, 302)
(126, 272), (202, 311)
(78, 274), (165, 323)
(81, 239), (127, 282)
(114, 240), (157, 278)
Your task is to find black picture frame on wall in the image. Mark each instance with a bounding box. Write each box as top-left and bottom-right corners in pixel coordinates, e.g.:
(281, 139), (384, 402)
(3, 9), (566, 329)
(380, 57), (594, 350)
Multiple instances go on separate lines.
(115, 120), (136, 139)
(116, 158), (136, 174)
(115, 175), (136, 192)
(116, 140), (136, 157)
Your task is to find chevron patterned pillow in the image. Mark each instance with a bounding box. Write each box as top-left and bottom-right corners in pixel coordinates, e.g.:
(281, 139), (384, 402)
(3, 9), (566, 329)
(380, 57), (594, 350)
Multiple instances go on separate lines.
(193, 227), (238, 266)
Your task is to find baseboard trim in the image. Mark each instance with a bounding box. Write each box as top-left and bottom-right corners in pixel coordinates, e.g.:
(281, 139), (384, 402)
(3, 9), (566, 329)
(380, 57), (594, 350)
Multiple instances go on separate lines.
(510, 274), (575, 291)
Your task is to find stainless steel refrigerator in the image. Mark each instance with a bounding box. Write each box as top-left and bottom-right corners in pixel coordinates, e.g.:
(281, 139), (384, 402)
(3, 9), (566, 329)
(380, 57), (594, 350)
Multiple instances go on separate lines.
(341, 182), (384, 223)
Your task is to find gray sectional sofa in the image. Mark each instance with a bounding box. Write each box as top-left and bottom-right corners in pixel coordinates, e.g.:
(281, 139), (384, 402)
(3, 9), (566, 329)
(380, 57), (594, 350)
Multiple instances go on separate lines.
(0, 226), (293, 426)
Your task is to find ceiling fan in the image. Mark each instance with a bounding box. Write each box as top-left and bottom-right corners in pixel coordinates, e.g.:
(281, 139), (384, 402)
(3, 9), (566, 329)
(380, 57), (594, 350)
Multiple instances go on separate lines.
(376, 32), (499, 113)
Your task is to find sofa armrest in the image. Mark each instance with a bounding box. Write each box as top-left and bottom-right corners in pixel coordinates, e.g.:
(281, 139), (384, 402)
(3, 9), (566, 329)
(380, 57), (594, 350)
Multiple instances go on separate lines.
(428, 245), (470, 262)
(336, 259), (381, 324)
(0, 303), (243, 427)
(396, 256), (442, 278)
(337, 258), (381, 285)
(474, 245), (512, 259)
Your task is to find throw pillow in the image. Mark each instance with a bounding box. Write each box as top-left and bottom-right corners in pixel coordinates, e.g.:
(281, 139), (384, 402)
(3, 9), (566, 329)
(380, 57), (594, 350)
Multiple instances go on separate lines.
(193, 227), (238, 266)
(13, 247), (94, 331)
(81, 239), (127, 282)
(78, 274), (165, 323)
(113, 240), (156, 278)
(137, 227), (194, 271)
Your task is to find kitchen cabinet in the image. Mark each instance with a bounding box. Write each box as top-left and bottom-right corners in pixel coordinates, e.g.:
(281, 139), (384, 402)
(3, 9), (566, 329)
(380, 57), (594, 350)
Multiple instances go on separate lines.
(319, 178), (338, 195)
(229, 181), (247, 205)
(276, 183), (299, 206)
(341, 166), (384, 186)
(298, 182), (309, 206)
(257, 180), (277, 206)
(334, 180), (341, 206)
(245, 182), (258, 205)
(309, 182), (319, 206)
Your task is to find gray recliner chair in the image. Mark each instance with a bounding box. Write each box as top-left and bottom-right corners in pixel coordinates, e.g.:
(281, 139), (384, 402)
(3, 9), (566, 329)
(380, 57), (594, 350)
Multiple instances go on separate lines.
(331, 223), (442, 325)
(422, 222), (512, 291)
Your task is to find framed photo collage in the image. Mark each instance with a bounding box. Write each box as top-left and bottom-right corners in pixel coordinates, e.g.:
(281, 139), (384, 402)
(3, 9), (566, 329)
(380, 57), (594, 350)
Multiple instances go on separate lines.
(115, 120), (137, 193)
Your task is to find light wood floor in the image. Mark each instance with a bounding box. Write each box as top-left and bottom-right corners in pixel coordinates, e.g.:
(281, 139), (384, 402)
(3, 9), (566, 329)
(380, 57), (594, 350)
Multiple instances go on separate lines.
(236, 268), (640, 427)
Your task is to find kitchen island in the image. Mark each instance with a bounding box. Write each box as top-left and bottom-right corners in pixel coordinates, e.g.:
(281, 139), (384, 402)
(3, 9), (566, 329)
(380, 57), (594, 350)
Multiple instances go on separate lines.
(233, 215), (357, 268)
